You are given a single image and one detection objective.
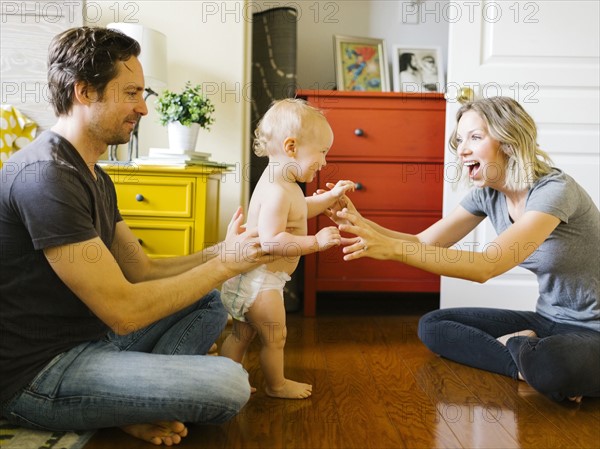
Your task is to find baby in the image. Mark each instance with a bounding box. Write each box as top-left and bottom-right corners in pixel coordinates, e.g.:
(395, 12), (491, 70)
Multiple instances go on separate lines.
(220, 98), (354, 399)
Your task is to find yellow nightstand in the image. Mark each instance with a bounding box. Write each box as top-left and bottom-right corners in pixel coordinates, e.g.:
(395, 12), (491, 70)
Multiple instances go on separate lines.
(100, 163), (226, 258)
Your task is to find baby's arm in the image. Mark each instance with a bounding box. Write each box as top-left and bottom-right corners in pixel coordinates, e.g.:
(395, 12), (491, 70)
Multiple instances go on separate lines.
(306, 179), (355, 219)
(258, 188), (341, 258)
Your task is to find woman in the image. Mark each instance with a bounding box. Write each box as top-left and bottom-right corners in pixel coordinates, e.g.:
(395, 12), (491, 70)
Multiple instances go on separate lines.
(335, 96), (599, 402)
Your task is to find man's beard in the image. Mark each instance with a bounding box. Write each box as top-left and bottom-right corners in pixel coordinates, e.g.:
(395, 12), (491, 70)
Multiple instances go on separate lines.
(90, 119), (135, 146)
(106, 131), (132, 146)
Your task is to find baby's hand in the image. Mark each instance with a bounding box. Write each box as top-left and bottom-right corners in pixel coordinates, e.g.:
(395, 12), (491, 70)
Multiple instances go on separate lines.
(325, 194), (353, 225)
(315, 226), (342, 251)
(328, 180), (356, 199)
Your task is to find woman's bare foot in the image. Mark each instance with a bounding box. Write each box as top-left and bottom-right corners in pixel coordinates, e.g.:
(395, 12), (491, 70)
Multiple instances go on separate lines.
(497, 330), (537, 381)
(497, 329), (537, 346)
(265, 379), (312, 399)
(121, 421), (188, 446)
(496, 329), (537, 382)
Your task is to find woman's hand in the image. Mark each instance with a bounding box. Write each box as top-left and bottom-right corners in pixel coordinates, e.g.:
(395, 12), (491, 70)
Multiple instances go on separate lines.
(319, 182), (362, 226)
(337, 208), (394, 261)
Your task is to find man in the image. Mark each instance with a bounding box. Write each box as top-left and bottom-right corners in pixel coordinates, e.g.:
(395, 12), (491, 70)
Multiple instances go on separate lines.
(398, 52), (423, 92)
(0, 26), (267, 445)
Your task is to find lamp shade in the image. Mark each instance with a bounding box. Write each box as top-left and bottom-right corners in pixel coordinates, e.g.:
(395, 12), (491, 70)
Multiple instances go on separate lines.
(107, 23), (167, 90)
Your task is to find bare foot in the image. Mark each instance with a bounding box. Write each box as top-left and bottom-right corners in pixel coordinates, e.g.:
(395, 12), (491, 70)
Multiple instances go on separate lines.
(208, 343), (218, 356)
(568, 396), (583, 404)
(121, 421), (188, 446)
(265, 379), (312, 399)
(497, 330), (537, 381)
(497, 329), (537, 346)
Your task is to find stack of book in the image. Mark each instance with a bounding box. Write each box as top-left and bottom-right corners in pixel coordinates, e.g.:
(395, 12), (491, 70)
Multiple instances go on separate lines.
(134, 148), (217, 167)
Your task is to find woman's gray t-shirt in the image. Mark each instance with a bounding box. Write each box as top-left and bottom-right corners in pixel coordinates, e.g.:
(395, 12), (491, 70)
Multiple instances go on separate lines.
(460, 169), (599, 332)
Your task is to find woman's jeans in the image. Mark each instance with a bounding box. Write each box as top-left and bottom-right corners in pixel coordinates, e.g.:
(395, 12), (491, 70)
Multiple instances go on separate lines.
(418, 307), (600, 402)
(1, 290), (251, 431)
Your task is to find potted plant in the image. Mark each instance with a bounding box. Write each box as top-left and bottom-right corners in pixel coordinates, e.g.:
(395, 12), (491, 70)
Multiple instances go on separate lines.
(155, 82), (215, 153)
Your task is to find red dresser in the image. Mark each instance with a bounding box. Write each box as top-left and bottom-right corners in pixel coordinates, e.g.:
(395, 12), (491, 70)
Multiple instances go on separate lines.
(297, 90), (447, 316)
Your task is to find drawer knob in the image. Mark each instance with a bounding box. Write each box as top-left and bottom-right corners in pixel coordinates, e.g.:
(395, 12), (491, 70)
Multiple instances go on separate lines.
(135, 194), (144, 202)
(355, 182), (364, 191)
(354, 128), (365, 137)
(138, 238), (144, 246)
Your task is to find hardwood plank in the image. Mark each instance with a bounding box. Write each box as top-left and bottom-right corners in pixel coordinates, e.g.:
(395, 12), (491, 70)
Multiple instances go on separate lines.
(225, 393), (289, 449)
(318, 316), (407, 448)
(83, 311), (600, 449)
(364, 332), (463, 449)
(497, 376), (600, 449)
(375, 317), (521, 449)
(440, 358), (580, 449)
(281, 316), (344, 449)
(223, 315), (345, 449)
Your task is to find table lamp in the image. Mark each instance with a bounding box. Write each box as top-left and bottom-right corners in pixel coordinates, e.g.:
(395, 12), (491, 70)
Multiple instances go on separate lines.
(106, 23), (167, 160)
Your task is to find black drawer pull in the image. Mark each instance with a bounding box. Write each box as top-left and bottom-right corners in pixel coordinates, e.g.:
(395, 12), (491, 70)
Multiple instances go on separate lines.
(138, 238), (144, 246)
(355, 182), (364, 191)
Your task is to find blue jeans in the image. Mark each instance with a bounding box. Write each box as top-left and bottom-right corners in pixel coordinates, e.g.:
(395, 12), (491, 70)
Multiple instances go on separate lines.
(1, 290), (251, 431)
(418, 307), (600, 402)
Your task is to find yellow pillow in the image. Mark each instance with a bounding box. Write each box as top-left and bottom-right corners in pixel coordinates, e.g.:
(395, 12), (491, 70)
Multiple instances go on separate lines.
(1, 105), (38, 168)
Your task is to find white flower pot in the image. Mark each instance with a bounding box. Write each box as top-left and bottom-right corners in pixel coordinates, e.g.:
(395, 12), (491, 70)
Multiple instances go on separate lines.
(167, 122), (200, 153)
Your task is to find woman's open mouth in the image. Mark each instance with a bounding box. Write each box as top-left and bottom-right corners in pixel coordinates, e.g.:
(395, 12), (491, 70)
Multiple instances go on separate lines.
(464, 160), (481, 178)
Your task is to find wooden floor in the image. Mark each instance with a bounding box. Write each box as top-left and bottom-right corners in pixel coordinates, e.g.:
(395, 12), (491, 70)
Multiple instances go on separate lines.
(85, 295), (600, 449)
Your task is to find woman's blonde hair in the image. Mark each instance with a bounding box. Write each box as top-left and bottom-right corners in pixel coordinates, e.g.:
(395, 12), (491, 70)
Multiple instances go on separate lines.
(449, 96), (553, 191)
(253, 98), (327, 157)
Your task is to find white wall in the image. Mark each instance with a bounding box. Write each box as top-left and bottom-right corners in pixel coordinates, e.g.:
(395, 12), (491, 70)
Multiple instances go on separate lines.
(93, 1), (251, 238)
(251, 1), (449, 90)
(294, 1), (449, 90)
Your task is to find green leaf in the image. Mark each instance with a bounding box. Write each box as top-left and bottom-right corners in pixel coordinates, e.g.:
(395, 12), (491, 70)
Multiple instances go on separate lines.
(155, 81), (215, 129)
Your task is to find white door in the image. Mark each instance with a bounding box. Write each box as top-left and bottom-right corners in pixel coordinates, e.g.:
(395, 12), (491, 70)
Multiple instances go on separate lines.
(441, 1), (600, 310)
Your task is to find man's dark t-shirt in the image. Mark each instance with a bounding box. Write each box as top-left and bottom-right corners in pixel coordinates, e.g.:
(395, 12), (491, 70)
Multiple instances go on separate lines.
(0, 131), (121, 404)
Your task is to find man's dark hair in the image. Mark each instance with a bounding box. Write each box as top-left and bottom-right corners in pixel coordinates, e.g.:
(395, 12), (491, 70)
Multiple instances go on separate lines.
(47, 26), (141, 116)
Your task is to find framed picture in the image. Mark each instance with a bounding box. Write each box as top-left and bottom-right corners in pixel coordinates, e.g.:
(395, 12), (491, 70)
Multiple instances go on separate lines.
(392, 46), (445, 93)
(334, 35), (389, 92)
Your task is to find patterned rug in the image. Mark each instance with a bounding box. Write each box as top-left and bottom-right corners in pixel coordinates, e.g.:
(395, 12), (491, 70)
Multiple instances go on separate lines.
(0, 420), (94, 449)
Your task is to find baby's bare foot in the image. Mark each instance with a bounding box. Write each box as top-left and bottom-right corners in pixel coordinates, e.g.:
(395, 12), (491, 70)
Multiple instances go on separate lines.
(497, 329), (537, 346)
(266, 379), (312, 399)
(121, 421), (188, 446)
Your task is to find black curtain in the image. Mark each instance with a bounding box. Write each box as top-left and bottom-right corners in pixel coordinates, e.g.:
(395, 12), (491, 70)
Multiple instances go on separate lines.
(250, 7), (300, 311)
(250, 6), (298, 194)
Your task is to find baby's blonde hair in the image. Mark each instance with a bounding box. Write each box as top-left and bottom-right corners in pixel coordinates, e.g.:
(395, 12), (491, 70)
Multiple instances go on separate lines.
(253, 98), (327, 157)
(449, 96), (553, 191)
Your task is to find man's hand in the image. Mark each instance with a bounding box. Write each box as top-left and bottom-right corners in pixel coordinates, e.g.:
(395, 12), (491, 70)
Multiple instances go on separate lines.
(221, 207), (273, 275)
